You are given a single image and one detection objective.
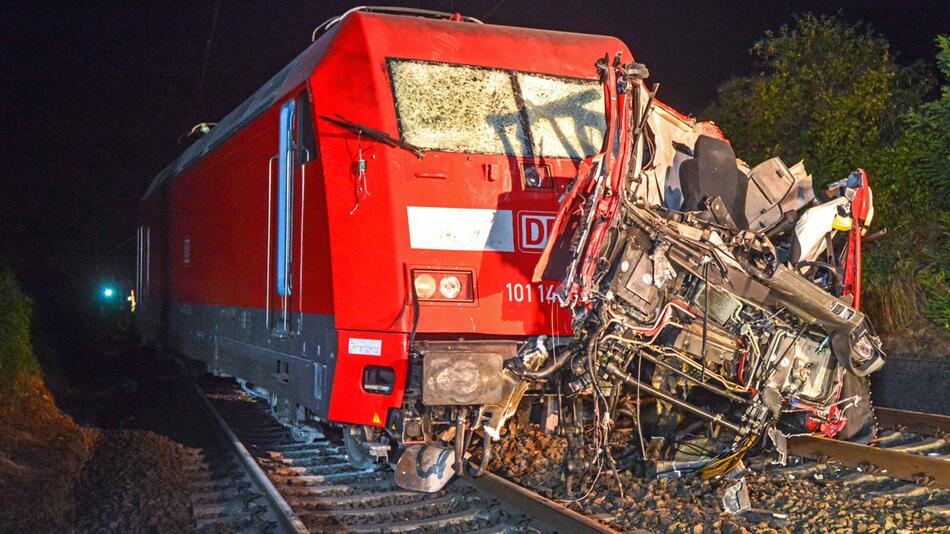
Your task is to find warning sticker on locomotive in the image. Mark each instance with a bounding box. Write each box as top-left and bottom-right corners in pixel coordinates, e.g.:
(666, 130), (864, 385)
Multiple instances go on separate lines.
(407, 206), (514, 252)
(348, 338), (382, 356)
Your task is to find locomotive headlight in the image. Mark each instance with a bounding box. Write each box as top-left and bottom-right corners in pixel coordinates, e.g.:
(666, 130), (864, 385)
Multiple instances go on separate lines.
(411, 269), (474, 302)
(439, 275), (462, 299)
(414, 273), (437, 299)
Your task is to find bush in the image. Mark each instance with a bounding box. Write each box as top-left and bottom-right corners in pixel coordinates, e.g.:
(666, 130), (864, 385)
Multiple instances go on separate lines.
(863, 36), (950, 338)
(707, 14), (930, 189)
(0, 271), (39, 387)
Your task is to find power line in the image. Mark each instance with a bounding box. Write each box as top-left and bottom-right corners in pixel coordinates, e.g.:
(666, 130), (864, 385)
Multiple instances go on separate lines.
(194, 0), (222, 117)
(482, 0), (508, 20)
(103, 233), (138, 256)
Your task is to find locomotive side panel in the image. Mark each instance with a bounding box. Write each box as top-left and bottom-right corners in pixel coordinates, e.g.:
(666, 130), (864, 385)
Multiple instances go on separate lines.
(141, 84), (339, 418)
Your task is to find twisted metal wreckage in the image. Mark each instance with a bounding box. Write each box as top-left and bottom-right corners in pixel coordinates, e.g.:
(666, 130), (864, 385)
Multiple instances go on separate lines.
(418, 54), (887, 500)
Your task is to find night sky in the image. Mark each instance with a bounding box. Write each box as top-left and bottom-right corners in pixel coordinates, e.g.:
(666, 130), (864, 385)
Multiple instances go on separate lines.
(1, 1), (947, 319)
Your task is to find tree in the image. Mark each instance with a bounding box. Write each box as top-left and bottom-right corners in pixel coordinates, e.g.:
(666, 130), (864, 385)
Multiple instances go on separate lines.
(864, 36), (950, 334)
(707, 14), (930, 188)
(709, 16), (949, 346)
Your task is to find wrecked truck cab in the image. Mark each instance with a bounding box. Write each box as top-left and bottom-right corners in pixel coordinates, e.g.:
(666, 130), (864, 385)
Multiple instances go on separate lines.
(518, 56), (885, 486)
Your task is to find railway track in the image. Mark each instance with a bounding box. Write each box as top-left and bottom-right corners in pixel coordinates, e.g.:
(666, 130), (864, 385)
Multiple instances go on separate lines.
(770, 407), (950, 519)
(189, 368), (949, 532)
(175, 373), (284, 532)
(195, 375), (619, 534)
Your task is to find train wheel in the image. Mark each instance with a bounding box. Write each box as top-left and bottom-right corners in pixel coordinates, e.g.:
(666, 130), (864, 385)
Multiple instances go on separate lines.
(343, 425), (378, 469)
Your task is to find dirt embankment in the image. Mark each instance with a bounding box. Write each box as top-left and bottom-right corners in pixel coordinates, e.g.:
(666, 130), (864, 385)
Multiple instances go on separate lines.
(0, 375), (94, 531)
(71, 430), (193, 532)
(0, 373), (196, 533)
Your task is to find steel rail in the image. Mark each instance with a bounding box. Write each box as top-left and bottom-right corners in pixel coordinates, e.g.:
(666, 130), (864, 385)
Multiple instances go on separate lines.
(473, 471), (630, 534)
(189, 371), (631, 533)
(787, 434), (950, 489)
(874, 407), (950, 436)
(190, 381), (310, 534)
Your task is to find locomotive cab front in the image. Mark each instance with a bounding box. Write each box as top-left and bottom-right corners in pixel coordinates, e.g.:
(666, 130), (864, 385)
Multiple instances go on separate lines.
(308, 13), (626, 490)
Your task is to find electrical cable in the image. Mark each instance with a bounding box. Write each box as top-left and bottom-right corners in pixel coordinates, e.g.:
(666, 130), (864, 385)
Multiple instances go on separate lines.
(481, 0), (507, 19)
(701, 259), (710, 383)
(465, 429), (492, 477)
(672, 439), (720, 457)
(408, 275), (421, 350)
(349, 132), (369, 215)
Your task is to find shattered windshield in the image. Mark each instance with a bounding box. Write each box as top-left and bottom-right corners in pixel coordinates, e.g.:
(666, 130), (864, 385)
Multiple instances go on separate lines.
(389, 59), (605, 159)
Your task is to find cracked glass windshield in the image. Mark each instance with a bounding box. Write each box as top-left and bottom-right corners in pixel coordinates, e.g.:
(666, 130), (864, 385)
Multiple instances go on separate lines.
(389, 59), (605, 159)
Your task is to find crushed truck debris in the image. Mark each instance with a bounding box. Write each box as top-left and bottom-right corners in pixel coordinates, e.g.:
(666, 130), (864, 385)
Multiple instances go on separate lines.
(504, 54), (885, 492)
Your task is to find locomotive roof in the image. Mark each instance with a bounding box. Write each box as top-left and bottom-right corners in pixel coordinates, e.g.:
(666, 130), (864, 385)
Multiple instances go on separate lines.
(143, 11), (623, 200)
(142, 21), (338, 199)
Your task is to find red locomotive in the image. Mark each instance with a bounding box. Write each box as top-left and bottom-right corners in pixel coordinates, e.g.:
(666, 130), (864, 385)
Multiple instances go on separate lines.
(139, 7), (883, 493)
(138, 7), (621, 487)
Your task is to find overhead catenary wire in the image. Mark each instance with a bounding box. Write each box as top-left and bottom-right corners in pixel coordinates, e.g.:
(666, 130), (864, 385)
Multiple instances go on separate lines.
(194, 0), (221, 117)
(481, 0), (507, 20)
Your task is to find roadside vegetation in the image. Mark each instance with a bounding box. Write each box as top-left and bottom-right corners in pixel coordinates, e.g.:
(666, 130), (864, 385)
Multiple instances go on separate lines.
(0, 271), (97, 529)
(707, 15), (950, 354)
(0, 272), (198, 531)
(0, 272), (39, 387)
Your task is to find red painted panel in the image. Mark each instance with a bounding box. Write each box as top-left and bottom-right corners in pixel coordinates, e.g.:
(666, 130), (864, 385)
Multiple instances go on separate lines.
(152, 88), (334, 316)
(141, 11), (664, 426)
(168, 118), (275, 309)
(327, 329), (408, 427)
(311, 13), (631, 337)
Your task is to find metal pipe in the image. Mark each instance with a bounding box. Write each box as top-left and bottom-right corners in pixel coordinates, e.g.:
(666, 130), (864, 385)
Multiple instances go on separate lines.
(297, 153), (307, 335)
(454, 413), (467, 476)
(136, 226), (142, 297)
(282, 143), (293, 333)
(604, 363), (742, 433)
(313, 6), (484, 42)
(265, 155), (277, 330)
(635, 350), (748, 404)
(467, 435), (492, 477)
(510, 348), (573, 380)
(145, 226), (150, 295)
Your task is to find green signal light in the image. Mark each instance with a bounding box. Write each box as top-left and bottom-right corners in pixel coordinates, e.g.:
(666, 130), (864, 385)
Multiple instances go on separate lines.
(103, 287), (115, 298)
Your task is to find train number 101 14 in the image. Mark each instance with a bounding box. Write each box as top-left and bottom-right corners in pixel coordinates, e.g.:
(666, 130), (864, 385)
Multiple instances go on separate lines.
(505, 282), (558, 304)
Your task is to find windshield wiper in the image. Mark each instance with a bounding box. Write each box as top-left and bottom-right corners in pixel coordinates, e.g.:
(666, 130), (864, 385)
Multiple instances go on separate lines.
(320, 114), (425, 159)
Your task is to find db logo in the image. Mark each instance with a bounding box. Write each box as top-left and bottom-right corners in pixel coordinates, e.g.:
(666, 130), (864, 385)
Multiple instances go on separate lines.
(518, 211), (556, 253)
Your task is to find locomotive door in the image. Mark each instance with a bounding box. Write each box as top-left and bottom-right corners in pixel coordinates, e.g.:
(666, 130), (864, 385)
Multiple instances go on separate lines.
(267, 92), (312, 337)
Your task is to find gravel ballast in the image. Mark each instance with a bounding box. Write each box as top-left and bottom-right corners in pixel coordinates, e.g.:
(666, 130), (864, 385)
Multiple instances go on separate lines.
(71, 430), (193, 532)
(487, 423), (950, 533)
